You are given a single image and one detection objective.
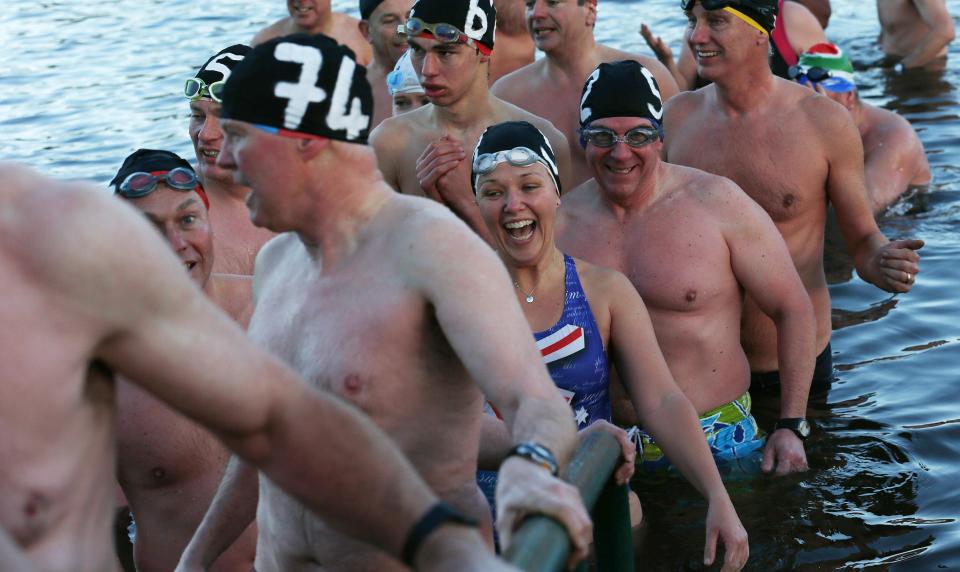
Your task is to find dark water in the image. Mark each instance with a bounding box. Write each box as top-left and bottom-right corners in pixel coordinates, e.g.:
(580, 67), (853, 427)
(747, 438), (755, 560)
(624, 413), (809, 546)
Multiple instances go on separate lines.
(1, 0), (958, 570)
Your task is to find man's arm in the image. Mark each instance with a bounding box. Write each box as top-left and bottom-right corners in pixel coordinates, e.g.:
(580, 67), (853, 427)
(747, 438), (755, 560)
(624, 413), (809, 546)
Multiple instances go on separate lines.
(901, 0), (955, 68)
(44, 187), (490, 566)
(863, 121), (930, 213)
(370, 118), (407, 192)
(721, 181), (816, 474)
(176, 457), (258, 571)
(640, 23), (694, 91)
(783, 0), (828, 55)
(820, 102), (924, 292)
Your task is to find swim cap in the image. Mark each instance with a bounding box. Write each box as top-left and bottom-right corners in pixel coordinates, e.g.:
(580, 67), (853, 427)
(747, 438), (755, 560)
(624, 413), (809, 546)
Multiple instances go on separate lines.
(797, 42), (856, 93)
(472, 121), (561, 196)
(387, 51), (424, 96)
(221, 34), (373, 144)
(579, 60), (664, 134)
(194, 44), (251, 89)
(681, 0), (778, 36)
(110, 149), (210, 210)
(359, 0), (386, 20)
(409, 0), (496, 52)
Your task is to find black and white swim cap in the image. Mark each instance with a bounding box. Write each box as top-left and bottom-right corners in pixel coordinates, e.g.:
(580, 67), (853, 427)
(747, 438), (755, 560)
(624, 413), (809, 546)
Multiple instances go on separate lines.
(472, 121), (561, 196)
(194, 44), (251, 88)
(220, 34), (373, 144)
(409, 0), (497, 52)
(579, 60), (664, 130)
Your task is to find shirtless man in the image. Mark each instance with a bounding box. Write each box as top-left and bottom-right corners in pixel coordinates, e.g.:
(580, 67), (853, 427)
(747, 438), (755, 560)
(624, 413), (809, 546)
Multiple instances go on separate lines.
(878, 0), (955, 69)
(641, 0), (827, 90)
(179, 33), (590, 571)
(557, 60), (817, 477)
(492, 0), (679, 187)
(0, 162), (521, 572)
(489, 0), (535, 83)
(372, 0), (572, 245)
(792, 43), (930, 212)
(663, 0), (923, 392)
(359, 0), (414, 128)
(186, 45), (275, 275)
(109, 149), (256, 572)
(252, 0), (373, 64)
(795, 0), (830, 28)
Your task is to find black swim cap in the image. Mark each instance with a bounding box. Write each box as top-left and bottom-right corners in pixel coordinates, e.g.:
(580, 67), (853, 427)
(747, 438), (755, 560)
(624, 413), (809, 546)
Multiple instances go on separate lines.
(681, 0), (777, 36)
(359, 0), (386, 20)
(409, 0), (496, 52)
(194, 44), (251, 87)
(220, 34), (373, 144)
(109, 149), (210, 209)
(579, 60), (664, 131)
(472, 121), (561, 196)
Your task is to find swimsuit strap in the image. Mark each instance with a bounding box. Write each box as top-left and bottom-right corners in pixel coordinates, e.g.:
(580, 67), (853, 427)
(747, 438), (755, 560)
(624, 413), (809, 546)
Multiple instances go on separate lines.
(771, 0), (798, 68)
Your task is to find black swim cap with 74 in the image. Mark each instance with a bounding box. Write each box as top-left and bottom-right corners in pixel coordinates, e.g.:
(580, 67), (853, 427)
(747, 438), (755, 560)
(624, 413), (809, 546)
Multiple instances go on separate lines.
(220, 34), (373, 144)
(580, 60), (664, 129)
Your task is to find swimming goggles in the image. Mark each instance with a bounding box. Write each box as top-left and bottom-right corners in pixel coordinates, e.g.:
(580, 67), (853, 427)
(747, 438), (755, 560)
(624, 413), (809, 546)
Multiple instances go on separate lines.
(184, 78), (226, 103)
(579, 126), (661, 148)
(117, 167), (199, 199)
(473, 147), (548, 175)
(399, 18), (490, 54)
(788, 65), (832, 83)
(679, 0), (774, 15)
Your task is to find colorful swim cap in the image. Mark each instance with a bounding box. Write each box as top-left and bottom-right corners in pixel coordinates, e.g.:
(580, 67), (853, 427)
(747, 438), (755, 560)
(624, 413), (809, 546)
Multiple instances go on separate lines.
(796, 42), (856, 93)
(387, 51), (424, 96)
(580, 60), (664, 134)
(472, 121), (561, 196)
(409, 0), (497, 53)
(109, 149), (210, 210)
(221, 34), (373, 144)
(193, 44), (251, 91)
(680, 0), (778, 36)
(359, 0), (387, 20)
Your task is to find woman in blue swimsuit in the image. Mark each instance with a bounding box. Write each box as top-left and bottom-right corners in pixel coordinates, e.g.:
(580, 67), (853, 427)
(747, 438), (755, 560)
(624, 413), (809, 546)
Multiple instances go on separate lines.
(472, 121), (748, 563)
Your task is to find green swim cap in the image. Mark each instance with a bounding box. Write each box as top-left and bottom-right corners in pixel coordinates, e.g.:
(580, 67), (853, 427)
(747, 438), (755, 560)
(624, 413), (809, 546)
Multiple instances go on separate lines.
(795, 42), (856, 93)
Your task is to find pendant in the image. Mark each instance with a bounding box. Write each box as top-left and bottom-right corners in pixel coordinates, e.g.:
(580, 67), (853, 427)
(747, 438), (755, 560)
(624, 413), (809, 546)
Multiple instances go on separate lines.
(525, 295), (535, 303)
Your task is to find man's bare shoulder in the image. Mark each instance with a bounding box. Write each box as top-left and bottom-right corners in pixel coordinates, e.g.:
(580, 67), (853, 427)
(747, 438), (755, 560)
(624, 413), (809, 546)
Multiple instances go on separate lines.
(663, 85), (710, 120)
(662, 162), (752, 210)
(496, 98), (568, 142)
(251, 17), (288, 46)
(598, 45), (679, 97)
(490, 59), (548, 99)
(370, 106), (435, 152)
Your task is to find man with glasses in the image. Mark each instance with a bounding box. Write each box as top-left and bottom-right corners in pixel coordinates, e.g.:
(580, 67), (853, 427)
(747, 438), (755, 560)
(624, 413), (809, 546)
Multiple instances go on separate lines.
(252, 0), (372, 64)
(371, 0), (572, 245)
(110, 150), (257, 572)
(179, 33), (591, 571)
(490, 0), (679, 188)
(358, 0), (415, 128)
(791, 43), (930, 213)
(0, 158), (526, 572)
(557, 61), (817, 485)
(878, 0), (954, 70)
(186, 45), (275, 276)
(662, 0), (923, 398)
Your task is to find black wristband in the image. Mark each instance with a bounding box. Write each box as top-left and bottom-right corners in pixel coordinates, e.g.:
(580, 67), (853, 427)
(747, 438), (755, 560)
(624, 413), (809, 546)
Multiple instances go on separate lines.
(401, 501), (478, 567)
(505, 442), (559, 476)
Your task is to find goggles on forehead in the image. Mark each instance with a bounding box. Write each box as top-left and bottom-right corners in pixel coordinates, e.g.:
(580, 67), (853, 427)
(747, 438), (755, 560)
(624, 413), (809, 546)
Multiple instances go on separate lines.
(580, 126), (661, 148)
(184, 78), (226, 103)
(473, 147), (548, 176)
(680, 0), (771, 13)
(117, 168), (199, 199)
(788, 65), (832, 82)
(400, 18), (490, 54)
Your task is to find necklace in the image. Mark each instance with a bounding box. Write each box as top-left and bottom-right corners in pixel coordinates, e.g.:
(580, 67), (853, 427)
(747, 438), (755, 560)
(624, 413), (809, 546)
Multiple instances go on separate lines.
(514, 280), (538, 304)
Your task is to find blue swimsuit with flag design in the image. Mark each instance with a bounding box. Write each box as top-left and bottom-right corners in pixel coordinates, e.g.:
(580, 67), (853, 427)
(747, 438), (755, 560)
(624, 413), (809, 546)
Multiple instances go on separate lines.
(477, 254), (611, 509)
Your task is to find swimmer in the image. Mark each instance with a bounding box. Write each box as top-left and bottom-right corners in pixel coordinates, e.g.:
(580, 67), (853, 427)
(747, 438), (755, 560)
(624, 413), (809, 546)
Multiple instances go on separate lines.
(878, 0), (955, 69)
(662, 0), (923, 393)
(186, 45), (275, 275)
(0, 160), (518, 572)
(557, 60), (818, 480)
(371, 0), (572, 245)
(251, 0), (372, 64)
(473, 120), (749, 570)
(110, 150), (257, 572)
(791, 43), (931, 213)
(387, 50), (430, 116)
(641, 0), (827, 90)
(359, 0), (415, 128)
(491, 0), (679, 187)
(178, 33), (590, 572)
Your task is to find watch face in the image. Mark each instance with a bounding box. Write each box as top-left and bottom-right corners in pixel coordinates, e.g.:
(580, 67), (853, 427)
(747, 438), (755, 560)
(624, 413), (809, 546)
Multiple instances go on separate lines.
(798, 419), (811, 437)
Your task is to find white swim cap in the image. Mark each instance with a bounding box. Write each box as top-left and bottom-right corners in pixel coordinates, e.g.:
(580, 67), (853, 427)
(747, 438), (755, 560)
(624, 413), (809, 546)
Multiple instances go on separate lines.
(387, 51), (424, 96)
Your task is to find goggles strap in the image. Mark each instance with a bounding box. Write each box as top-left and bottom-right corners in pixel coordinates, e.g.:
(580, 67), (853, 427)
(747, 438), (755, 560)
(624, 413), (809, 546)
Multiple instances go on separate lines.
(723, 7), (769, 36)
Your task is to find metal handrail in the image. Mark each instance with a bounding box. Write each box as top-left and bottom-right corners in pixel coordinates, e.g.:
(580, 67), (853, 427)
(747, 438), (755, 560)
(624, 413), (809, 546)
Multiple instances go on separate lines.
(504, 432), (635, 572)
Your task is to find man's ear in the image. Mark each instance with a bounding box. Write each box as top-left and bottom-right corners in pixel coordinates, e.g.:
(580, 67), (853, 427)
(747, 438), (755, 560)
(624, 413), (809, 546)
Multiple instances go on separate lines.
(298, 137), (331, 161)
(359, 20), (372, 43)
(585, 0), (598, 28)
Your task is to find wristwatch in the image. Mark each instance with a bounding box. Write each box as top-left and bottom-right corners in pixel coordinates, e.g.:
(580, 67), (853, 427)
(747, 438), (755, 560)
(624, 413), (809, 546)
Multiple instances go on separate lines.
(774, 418), (812, 440)
(505, 442), (559, 476)
(401, 501), (478, 566)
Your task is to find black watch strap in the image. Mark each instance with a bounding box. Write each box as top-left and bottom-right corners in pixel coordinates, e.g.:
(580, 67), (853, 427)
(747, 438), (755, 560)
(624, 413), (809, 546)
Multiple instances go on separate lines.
(774, 417), (811, 440)
(401, 501), (477, 567)
(505, 442), (559, 476)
